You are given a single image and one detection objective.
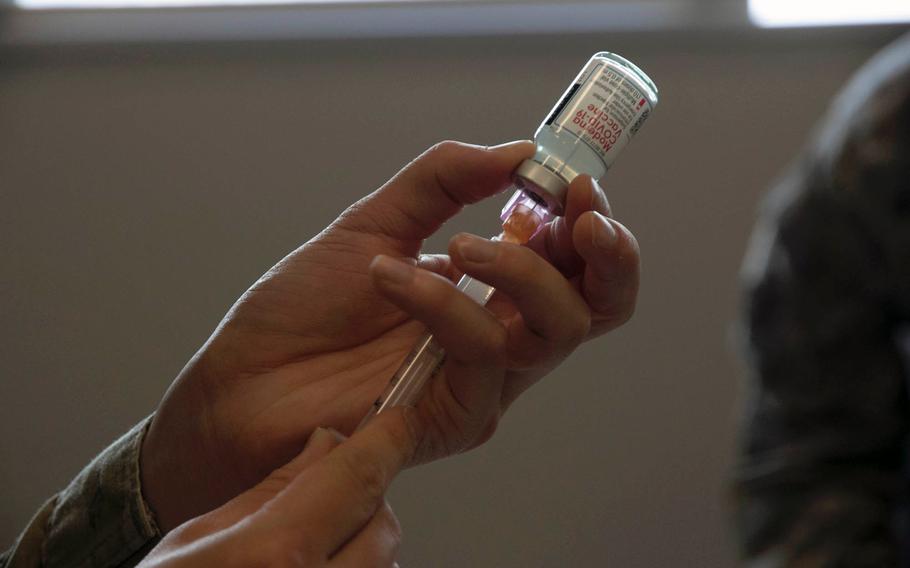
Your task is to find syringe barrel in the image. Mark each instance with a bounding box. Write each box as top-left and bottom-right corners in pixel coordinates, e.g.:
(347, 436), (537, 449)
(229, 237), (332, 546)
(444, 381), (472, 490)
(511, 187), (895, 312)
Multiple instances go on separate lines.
(357, 273), (496, 428)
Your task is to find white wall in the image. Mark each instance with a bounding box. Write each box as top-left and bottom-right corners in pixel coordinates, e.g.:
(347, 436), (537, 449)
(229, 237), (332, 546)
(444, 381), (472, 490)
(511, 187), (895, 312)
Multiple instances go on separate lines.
(0, 27), (901, 567)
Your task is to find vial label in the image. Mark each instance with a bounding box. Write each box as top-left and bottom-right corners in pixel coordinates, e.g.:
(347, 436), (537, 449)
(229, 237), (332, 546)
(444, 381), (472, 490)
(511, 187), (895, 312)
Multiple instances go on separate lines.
(547, 60), (653, 169)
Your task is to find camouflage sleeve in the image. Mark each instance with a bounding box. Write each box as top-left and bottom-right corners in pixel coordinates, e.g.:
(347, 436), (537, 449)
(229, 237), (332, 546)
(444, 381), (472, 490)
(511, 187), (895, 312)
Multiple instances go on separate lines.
(1, 416), (161, 568)
(734, 34), (910, 568)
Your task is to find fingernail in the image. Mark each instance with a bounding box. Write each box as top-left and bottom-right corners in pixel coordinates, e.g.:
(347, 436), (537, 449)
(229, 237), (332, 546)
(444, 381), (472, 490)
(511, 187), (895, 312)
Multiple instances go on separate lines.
(593, 213), (617, 250)
(592, 179), (612, 218)
(303, 427), (346, 457)
(304, 427), (329, 449)
(582, 176), (611, 218)
(584, 175), (599, 193)
(457, 234), (497, 263)
(323, 427), (346, 442)
(372, 256), (415, 286)
(488, 139), (534, 151)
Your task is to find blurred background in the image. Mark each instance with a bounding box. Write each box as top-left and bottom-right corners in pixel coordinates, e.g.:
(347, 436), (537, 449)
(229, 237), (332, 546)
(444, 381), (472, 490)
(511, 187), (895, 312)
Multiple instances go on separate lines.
(1, 1), (907, 565)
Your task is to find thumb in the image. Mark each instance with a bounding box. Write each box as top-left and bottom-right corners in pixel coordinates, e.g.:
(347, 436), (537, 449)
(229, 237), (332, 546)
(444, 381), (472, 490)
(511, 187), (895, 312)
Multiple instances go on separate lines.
(249, 407), (420, 554)
(339, 140), (535, 242)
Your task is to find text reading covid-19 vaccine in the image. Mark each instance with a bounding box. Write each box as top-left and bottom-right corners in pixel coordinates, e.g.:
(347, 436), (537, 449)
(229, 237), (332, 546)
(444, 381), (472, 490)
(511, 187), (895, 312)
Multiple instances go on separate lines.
(512, 51), (659, 216)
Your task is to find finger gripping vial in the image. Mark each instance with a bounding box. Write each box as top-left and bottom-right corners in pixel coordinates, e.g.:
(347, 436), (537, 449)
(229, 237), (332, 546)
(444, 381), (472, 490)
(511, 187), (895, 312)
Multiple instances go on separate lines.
(359, 52), (658, 427)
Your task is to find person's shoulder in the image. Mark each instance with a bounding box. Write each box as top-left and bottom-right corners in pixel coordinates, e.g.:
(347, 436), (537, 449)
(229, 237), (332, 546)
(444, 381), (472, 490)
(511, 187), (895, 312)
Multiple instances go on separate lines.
(812, 33), (910, 190)
(762, 33), (910, 231)
(742, 34), (910, 290)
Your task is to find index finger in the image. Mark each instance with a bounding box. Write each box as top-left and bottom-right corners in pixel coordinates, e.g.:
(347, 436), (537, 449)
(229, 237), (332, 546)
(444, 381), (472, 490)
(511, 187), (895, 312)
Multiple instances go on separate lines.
(257, 407), (420, 558)
(573, 212), (640, 336)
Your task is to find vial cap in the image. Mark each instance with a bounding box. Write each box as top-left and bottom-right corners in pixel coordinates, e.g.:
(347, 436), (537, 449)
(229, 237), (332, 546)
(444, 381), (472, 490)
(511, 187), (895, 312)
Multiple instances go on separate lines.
(513, 159), (568, 215)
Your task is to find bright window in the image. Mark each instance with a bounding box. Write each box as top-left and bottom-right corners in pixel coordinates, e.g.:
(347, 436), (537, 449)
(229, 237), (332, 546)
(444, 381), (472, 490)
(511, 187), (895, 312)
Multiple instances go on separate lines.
(748, 0), (910, 27)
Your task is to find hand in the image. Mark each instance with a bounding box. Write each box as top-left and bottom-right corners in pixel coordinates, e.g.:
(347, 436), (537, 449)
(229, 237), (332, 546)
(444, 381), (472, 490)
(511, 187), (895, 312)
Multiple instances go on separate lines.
(139, 409), (415, 568)
(141, 140), (641, 531)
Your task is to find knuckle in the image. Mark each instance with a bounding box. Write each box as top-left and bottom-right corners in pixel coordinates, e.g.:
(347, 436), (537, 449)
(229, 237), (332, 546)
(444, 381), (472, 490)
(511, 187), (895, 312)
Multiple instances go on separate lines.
(426, 139), (461, 161)
(506, 344), (546, 370)
(469, 322), (508, 366)
(415, 271), (458, 313)
(474, 412), (501, 448)
(485, 324), (509, 363)
(595, 290), (638, 333)
(567, 310), (592, 345)
(336, 195), (409, 238)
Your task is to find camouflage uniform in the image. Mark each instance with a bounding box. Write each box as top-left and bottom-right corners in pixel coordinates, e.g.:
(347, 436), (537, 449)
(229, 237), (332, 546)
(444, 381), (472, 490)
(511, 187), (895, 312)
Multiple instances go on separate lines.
(736, 34), (910, 567)
(0, 418), (160, 567)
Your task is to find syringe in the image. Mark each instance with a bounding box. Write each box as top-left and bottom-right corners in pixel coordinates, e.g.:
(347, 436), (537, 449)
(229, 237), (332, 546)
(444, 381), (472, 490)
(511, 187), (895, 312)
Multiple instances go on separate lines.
(358, 189), (555, 428)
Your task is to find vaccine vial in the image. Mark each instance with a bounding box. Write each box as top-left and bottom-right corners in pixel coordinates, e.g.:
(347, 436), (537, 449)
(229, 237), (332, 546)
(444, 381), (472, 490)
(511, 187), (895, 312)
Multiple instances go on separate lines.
(502, 51), (659, 238)
(360, 52), (658, 426)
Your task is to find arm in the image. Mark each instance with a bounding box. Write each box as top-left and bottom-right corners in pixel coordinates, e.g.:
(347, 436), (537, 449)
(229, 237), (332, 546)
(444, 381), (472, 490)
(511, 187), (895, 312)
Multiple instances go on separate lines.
(2, 418), (160, 568)
(4, 139), (641, 563)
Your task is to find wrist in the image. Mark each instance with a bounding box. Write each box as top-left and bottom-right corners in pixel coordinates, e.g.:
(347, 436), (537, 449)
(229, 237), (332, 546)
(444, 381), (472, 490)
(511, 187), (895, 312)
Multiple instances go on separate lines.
(139, 365), (222, 532)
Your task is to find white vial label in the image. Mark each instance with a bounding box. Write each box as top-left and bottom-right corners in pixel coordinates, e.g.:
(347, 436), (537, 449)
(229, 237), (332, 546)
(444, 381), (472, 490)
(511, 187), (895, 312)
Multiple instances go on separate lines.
(544, 59), (653, 170)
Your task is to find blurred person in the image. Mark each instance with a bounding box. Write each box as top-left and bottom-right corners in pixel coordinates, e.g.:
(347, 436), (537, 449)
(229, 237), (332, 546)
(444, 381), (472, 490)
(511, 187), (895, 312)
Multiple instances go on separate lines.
(1, 140), (640, 567)
(735, 33), (910, 566)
